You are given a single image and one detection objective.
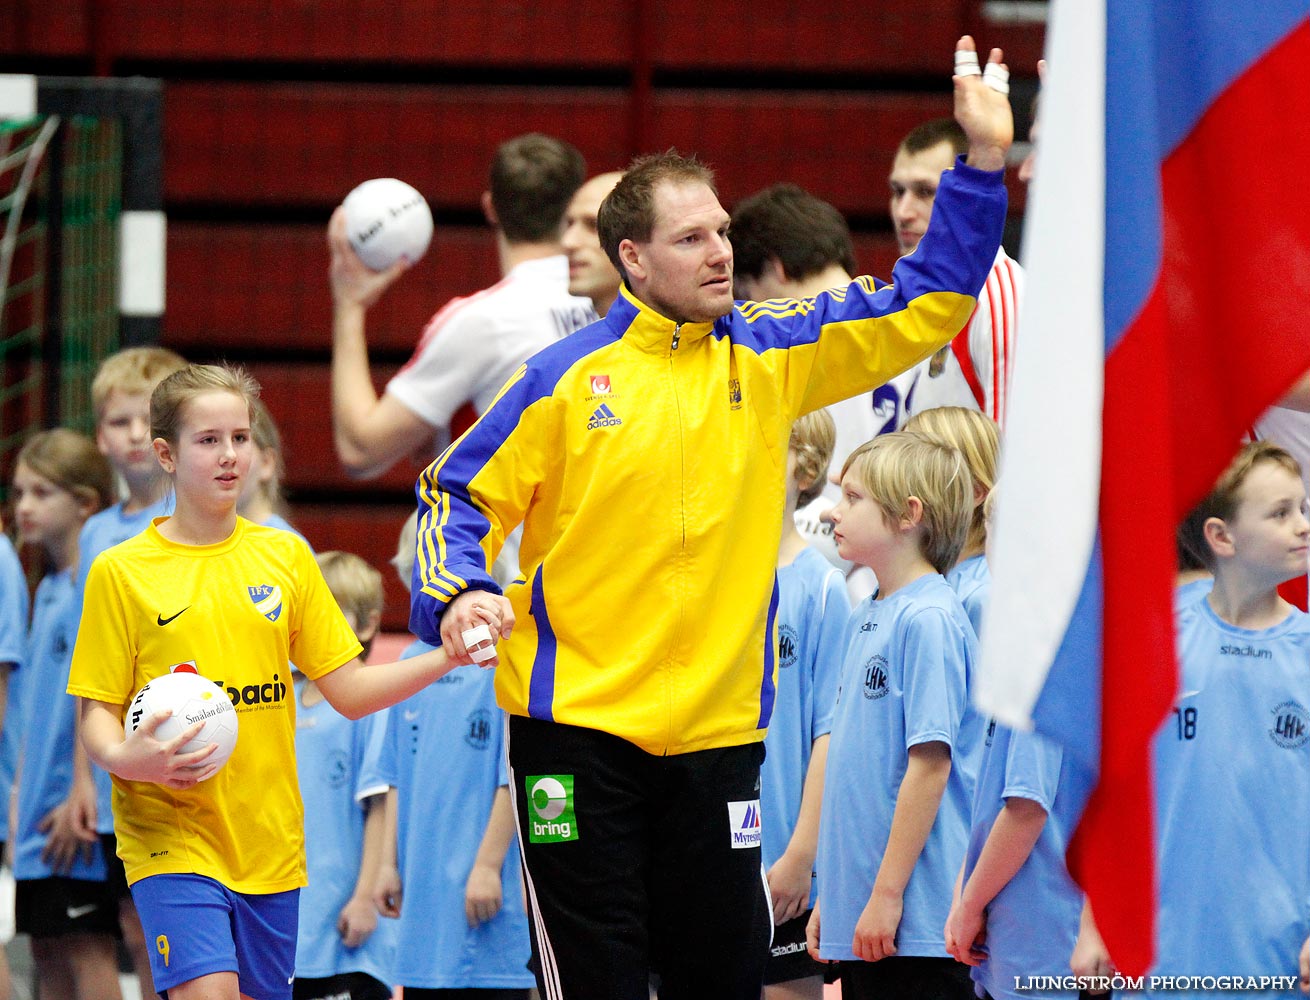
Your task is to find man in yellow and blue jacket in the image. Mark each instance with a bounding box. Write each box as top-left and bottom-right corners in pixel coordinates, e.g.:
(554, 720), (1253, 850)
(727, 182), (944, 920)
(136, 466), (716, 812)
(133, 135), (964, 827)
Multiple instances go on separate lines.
(410, 37), (1015, 1000)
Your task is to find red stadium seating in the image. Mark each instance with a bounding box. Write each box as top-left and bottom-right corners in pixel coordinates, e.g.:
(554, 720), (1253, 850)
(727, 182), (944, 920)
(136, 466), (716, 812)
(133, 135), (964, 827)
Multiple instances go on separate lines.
(2, 0), (1040, 74)
(164, 84), (632, 208)
(244, 362), (423, 496)
(166, 222), (498, 353)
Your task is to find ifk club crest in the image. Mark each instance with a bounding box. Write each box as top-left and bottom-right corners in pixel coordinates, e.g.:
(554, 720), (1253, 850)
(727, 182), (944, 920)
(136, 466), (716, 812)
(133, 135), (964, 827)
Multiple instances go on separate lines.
(248, 584), (283, 622)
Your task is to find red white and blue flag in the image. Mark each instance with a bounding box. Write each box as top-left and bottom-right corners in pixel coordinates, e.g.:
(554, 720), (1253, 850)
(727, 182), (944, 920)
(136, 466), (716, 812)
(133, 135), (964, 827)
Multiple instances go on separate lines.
(979, 0), (1310, 977)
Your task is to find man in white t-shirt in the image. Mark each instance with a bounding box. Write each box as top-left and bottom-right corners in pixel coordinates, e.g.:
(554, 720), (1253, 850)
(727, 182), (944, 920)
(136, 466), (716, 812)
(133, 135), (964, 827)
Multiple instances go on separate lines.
(328, 133), (597, 480)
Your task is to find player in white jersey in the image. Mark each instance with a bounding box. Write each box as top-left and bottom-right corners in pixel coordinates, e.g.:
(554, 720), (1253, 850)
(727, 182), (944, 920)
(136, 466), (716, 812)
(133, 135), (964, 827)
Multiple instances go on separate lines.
(879, 118), (1022, 435)
(328, 133), (597, 481)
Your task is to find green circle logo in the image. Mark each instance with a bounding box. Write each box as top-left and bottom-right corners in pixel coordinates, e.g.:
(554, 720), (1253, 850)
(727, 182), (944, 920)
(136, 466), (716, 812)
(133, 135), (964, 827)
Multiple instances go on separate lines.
(531, 777), (567, 820)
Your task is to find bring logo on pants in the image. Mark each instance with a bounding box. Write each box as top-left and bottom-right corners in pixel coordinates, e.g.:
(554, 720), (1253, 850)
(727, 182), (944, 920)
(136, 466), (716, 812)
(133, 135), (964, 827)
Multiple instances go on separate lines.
(526, 774), (580, 843)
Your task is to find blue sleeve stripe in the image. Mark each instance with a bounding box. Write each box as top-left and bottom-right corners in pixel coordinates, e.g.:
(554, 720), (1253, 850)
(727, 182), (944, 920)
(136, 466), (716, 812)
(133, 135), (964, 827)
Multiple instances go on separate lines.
(757, 576), (780, 729)
(415, 477), (469, 599)
(526, 566), (557, 722)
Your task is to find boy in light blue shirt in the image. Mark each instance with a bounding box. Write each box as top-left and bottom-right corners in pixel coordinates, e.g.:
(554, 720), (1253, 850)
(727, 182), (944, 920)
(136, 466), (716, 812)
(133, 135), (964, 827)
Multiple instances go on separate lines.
(71, 349), (187, 834)
(949, 722), (1083, 1000)
(811, 433), (983, 1000)
(1148, 441), (1310, 995)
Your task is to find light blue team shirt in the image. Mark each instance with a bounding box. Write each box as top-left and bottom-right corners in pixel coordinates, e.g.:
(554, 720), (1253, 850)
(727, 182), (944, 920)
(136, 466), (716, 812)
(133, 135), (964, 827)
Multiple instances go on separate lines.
(945, 552), (990, 640)
(15, 569), (108, 881)
(293, 678), (395, 983)
(963, 722), (1082, 1000)
(378, 640), (533, 990)
(816, 573), (982, 960)
(1148, 599), (1310, 995)
(1174, 576), (1213, 611)
(258, 512), (304, 541)
(76, 497), (173, 834)
(762, 547), (849, 884)
(0, 535), (30, 845)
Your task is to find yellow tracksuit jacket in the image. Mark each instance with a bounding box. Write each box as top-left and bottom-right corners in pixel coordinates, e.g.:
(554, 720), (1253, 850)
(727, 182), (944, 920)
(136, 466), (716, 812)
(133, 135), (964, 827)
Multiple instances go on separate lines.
(412, 159), (1006, 755)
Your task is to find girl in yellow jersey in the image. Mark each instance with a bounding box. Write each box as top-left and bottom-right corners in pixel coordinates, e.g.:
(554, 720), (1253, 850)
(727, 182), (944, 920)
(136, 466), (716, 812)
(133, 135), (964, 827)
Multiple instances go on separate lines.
(68, 364), (453, 1000)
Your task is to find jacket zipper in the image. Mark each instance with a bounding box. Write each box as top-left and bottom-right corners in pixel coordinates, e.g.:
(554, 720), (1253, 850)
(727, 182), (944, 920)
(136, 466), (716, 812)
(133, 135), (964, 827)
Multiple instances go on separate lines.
(665, 322), (687, 753)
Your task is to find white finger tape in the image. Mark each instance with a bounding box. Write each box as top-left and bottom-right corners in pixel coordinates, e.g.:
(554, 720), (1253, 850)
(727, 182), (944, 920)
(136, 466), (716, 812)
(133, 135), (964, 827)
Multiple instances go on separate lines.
(983, 63), (1010, 95)
(462, 623), (497, 662)
(954, 50), (982, 76)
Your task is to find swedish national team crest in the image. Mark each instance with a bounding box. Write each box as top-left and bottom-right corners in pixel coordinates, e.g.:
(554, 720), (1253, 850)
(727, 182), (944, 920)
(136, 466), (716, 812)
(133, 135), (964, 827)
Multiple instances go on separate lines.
(248, 585), (283, 622)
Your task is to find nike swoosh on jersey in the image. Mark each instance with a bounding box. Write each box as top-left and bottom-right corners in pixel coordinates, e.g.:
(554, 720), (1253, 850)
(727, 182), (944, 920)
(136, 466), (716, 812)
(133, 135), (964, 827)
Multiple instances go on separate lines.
(66, 903), (99, 919)
(157, 607), (190, 626)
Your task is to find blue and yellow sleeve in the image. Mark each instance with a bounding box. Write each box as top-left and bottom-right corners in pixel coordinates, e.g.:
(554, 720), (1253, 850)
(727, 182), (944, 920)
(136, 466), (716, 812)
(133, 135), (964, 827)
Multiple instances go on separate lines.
(735, 158), (1008, 420)
(410, 362), (555, 646)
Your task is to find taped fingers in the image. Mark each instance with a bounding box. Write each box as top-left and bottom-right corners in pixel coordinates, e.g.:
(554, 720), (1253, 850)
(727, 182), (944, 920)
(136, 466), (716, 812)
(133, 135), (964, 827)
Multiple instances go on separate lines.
(983, 61), (1010, 94)
(461, 623), (498, 663)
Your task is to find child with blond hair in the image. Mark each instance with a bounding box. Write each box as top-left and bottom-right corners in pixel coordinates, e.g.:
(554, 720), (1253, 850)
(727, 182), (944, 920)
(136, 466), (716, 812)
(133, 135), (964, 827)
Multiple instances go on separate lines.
(764, 409), (850, 999)
(293, 550), (394, 1000)
(70, 345), (188, 999)
(809, 433), (982, 1000)
(903, 406), (998, 638)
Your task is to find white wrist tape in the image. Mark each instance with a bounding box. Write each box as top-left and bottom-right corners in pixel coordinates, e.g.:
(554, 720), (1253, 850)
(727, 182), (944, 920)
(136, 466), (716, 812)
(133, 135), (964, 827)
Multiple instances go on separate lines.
(954, 50), (982, 76)
(983, 62), (1010, 95)
(462, 623), (497, 663)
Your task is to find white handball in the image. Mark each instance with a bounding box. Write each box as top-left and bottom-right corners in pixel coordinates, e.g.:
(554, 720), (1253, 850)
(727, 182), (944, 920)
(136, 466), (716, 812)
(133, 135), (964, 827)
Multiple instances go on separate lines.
(341, 177), (434, 271)
(128, 672), (239, 777)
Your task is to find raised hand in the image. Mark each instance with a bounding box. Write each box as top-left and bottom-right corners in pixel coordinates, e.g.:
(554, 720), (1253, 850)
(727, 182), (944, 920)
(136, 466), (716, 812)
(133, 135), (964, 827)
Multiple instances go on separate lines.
(328, 205), (410, 311)
(953, 35), (1014, 172)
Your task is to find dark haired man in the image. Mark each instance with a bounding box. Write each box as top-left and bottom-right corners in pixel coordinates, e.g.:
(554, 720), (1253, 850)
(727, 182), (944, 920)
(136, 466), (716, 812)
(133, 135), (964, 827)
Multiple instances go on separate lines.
(730, 183), (856, 303)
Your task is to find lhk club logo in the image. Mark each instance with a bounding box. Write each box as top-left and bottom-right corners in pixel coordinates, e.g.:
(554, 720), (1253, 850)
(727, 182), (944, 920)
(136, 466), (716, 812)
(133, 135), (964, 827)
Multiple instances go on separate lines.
(526, 775), (579, 843)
